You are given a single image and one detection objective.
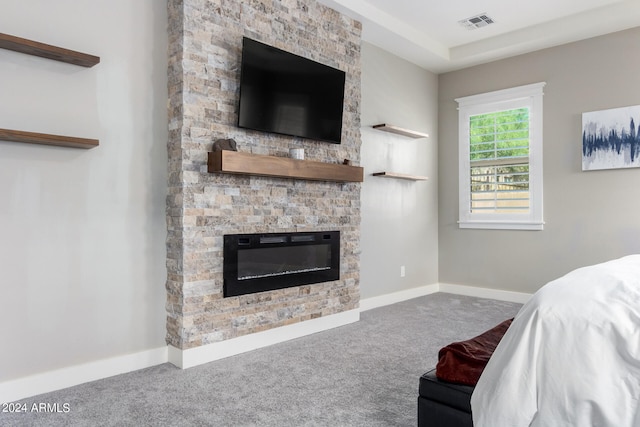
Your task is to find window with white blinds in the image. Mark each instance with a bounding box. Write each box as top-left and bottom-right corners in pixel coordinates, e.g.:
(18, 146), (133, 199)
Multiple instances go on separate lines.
(470, 108), (530, 213)
(456, 83), (545, 230)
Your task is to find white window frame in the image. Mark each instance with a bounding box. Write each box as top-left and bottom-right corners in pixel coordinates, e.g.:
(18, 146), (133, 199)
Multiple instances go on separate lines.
(456, 82), (545, 230)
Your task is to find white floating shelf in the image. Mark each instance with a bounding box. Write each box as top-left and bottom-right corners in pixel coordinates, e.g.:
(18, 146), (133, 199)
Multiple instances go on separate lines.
(372, 124), (429, 139)
(372, 172), (429, 181)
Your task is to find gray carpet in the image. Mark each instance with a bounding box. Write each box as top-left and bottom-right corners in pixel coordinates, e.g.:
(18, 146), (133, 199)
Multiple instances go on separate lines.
(0, 293), (521, 426)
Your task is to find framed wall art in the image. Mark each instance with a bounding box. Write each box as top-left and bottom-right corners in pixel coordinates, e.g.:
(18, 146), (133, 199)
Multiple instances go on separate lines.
(582, 105), (640, 171)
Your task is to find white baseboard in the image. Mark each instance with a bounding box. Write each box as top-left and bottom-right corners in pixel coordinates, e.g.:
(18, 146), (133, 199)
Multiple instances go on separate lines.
(1, 284), (530, 403)
(439, 282), (532, 304)
(0, 346), (168, 404)
(168, 308), (360, 369)
(359, 282), (532, 311)
(359, 284), (439, 311)
(1, 310), (360, 402)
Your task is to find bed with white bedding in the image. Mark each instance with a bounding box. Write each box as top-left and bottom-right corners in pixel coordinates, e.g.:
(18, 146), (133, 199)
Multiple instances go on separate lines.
(471, 255), (640, 427)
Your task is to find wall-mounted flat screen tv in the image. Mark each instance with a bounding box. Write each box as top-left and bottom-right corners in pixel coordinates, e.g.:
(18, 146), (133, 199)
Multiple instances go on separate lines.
(237, 37), (346, 144)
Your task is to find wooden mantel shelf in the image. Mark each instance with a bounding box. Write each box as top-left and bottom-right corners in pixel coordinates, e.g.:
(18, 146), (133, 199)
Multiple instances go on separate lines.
(0, 128), (99, 149)
(372, 172), (428, 181)
(372, 124), (429, 139)
(208, 150), (363, 183)
(0, 32), (100, 67)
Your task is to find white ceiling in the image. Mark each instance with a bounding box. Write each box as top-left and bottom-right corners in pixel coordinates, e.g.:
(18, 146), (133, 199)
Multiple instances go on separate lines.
(316, 0), (640, 73)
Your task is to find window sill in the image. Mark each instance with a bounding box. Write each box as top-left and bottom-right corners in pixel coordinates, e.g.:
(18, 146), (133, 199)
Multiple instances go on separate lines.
(458, 220), (544, 231)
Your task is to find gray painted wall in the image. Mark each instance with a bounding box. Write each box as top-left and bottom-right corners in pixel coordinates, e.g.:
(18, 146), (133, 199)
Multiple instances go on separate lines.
(360, 42), (439, 299)
(439, 27), (640, 294)
(0, 0), (168, 382)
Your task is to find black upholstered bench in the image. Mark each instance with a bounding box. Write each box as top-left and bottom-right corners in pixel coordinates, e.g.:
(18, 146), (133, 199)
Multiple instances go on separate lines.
(417, 369), (473, 427)
(418, 318), (513, 426)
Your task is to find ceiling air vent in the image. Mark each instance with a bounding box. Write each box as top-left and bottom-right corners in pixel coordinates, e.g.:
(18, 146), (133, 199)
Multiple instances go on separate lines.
(458, 13), (495, 30)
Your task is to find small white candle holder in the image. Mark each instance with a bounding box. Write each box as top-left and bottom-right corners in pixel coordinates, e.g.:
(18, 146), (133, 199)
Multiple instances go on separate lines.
(289, 148), (304, 160)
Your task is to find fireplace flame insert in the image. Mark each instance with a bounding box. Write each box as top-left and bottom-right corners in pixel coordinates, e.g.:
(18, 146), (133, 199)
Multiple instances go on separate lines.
(223, 231), (340, 297)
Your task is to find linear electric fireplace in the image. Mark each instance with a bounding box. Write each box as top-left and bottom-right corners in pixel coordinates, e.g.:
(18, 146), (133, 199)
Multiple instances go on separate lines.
(223, 231), (340, 297)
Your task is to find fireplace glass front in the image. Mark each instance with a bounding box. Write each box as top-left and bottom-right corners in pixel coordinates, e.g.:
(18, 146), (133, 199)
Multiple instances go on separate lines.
(223, 231), (340, 297)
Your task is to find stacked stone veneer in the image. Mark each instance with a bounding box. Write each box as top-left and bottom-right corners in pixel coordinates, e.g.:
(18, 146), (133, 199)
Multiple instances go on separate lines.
(166, 0), (362, 350)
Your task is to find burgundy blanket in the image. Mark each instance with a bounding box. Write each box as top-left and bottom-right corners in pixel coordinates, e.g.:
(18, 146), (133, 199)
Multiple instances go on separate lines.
(435, 318), (512, 386)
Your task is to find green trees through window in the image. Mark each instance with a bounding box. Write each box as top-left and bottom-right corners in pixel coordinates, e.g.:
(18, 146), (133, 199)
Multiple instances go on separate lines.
(470, 108), (529, 161)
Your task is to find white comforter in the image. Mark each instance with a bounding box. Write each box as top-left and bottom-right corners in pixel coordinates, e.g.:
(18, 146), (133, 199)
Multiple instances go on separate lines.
(471, 255), (640, 427)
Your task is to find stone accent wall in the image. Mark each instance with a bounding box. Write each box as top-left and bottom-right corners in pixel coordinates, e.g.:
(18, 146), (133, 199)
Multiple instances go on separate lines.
(166, 0), (362, 350)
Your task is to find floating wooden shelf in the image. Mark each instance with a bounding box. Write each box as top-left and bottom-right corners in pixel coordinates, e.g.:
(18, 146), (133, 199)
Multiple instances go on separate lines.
(0, 128), (99, 149)
(0, 33), (100, 67)
(372, 124), (429, 139)
(372, 172), (429, 181)
(0, 34), (99, 149)
(208, 150), (363, 183)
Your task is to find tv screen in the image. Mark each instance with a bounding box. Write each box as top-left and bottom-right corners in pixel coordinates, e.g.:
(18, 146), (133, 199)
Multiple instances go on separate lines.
(237, 37), (346, 144)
